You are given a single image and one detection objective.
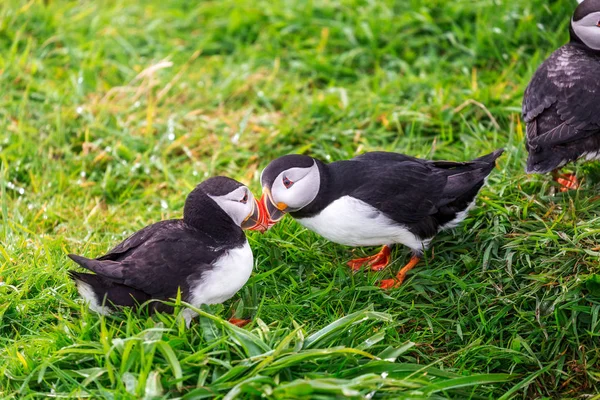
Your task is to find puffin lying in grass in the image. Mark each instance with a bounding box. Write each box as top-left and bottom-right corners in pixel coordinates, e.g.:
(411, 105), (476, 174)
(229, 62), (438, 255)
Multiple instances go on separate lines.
(523, 0), (600, 191)
(68, 176), (267, 327)
(258, 150), (503, 289)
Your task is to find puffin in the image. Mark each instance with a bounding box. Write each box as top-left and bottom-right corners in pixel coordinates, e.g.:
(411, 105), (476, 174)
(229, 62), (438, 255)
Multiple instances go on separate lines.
(258, 150), (503, 289)
(523, 0), (600, 191)
(67, 176), (267, 327)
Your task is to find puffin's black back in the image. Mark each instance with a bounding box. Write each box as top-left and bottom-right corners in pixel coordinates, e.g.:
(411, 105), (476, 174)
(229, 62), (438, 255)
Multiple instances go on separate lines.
(291, 150), (503, 239)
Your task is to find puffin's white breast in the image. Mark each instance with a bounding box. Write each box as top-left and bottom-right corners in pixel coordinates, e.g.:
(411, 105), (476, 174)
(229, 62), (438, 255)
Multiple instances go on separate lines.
(188, 241), (253, 307)
(296, 195), (426, 251)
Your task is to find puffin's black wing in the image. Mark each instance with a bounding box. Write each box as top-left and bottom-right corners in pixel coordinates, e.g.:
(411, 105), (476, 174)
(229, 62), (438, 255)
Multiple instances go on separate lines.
(96, 219), (182, 261)
(523, 45), (600, 171)
(344, 150), (502, 235)
(68, 223), (228, 301)
(347, 156), (446, 225)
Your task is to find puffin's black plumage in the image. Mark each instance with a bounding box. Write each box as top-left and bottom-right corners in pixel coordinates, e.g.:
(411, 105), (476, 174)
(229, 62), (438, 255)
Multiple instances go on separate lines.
(523, 0), (600, 174)
(259, 150), (503, 288)
(68, 176), (260, 323)
(68, 270), (152, 309)
(265, 150), (504, 241)
(68, 220), (243, 313)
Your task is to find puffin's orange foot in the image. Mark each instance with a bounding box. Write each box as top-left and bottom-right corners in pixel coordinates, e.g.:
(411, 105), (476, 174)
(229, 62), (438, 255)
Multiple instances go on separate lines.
(378, 255), (421, 290)
(554, 173), (579, 192)
(347, 245), (391, 272)
(228, 318), (250, 327)
(379, 277), (403, 290)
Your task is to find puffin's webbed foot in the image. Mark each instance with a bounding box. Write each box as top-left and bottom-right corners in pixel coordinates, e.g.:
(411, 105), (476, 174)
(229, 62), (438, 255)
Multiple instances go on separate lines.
(379, 254), (421, 290)
(347, 245), (391, 272)
(552, 170), (579, 192)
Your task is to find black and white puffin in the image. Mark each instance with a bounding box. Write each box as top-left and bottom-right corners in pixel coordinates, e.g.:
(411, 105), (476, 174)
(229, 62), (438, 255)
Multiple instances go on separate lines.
(523, 0), (600, 190)
(258, 150), (503, 289)
(68, 176), (267, 326)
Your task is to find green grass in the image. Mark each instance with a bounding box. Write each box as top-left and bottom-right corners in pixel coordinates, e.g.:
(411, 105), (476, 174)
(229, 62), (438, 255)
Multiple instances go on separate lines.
(1, 0), (600, 398)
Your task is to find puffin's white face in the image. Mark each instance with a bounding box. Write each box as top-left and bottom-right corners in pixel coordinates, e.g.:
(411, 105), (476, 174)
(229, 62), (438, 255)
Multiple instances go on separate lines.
(209, 186), (264, 230)
(572, 12), (600, 50)
(262, 161), (320, 221)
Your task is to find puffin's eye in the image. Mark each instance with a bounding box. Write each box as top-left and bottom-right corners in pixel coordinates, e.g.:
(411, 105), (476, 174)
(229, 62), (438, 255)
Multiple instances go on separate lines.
(282, 176), (294, 189)
(597, 20), (600, 27)
(240, 193), (248, 204)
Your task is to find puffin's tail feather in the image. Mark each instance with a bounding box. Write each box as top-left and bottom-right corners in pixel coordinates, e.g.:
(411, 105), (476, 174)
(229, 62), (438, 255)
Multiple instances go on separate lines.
(68, 271), (151, 311)
(68, 253), (94, 269)
(68, 253), (124, 279)
(68, 271), (113, 314)
(473, 148), (505, 166)
(430, 148), (504, 172)
(438, 149), (503, 206)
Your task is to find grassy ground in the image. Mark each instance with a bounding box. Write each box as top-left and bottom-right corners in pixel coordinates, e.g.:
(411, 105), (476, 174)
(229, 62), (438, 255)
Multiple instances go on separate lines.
(1, 0), (600, 398)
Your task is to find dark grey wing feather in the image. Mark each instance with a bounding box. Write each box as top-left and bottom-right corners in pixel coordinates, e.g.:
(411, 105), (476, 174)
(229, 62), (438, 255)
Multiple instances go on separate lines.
(116, 238), (216, 299)
(68, 220), (228, 300)
(341, 151), (501, 238)
(348, 151), (501, 225)
(97, 220), (182, 261)
(524, 45), (600, 148)
(68, 254), (126, 278)
(352, 162), (445, 225)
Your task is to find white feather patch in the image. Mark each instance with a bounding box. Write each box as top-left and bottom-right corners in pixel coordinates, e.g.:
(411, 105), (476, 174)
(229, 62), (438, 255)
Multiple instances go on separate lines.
(184, 241), (253, 325)
(296, 196), (427, 252)
(75, 280), (112, 315)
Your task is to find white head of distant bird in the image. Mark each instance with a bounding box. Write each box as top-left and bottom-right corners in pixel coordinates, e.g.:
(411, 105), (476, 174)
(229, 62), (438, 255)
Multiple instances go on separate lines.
(259, 154), (321, 223)
(571, 0), (600, 50)
(184, 176), (267, 232)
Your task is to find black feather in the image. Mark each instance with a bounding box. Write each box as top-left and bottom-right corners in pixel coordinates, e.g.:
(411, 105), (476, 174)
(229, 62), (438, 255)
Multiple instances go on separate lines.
(67, 176), (248, 313)
(290, 150), (503, 241)
(68, 271), (155, 311)
(523, 42), (600, 173)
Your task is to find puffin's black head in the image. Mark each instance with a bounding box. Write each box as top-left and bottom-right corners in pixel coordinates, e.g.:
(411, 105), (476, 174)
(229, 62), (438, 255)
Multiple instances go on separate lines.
(184, 176), (266, 232)
(259, 154), (321, 228)
(570, 0), (600, 51)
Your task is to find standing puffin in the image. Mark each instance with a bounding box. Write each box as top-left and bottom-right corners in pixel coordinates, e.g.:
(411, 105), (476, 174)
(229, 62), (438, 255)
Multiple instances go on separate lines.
(258, 150), (503, 289)
(523, 0), (600, 190)
(68, 176), (267, 326)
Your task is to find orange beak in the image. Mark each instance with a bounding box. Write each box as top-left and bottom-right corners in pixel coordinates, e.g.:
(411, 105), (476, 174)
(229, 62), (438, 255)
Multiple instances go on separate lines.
(241, 198), (268, 233)
(259, 189), (287, 230)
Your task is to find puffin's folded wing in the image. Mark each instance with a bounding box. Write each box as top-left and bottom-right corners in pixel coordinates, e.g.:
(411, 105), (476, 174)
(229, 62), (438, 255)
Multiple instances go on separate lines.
(524, 46), (600, 147)
(522, 61), (558, 125)
(116, 238), (218, 300)
(98, 220), (184, 261)
(352, 160), (447, 225)
(68, 254), (125, 279)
